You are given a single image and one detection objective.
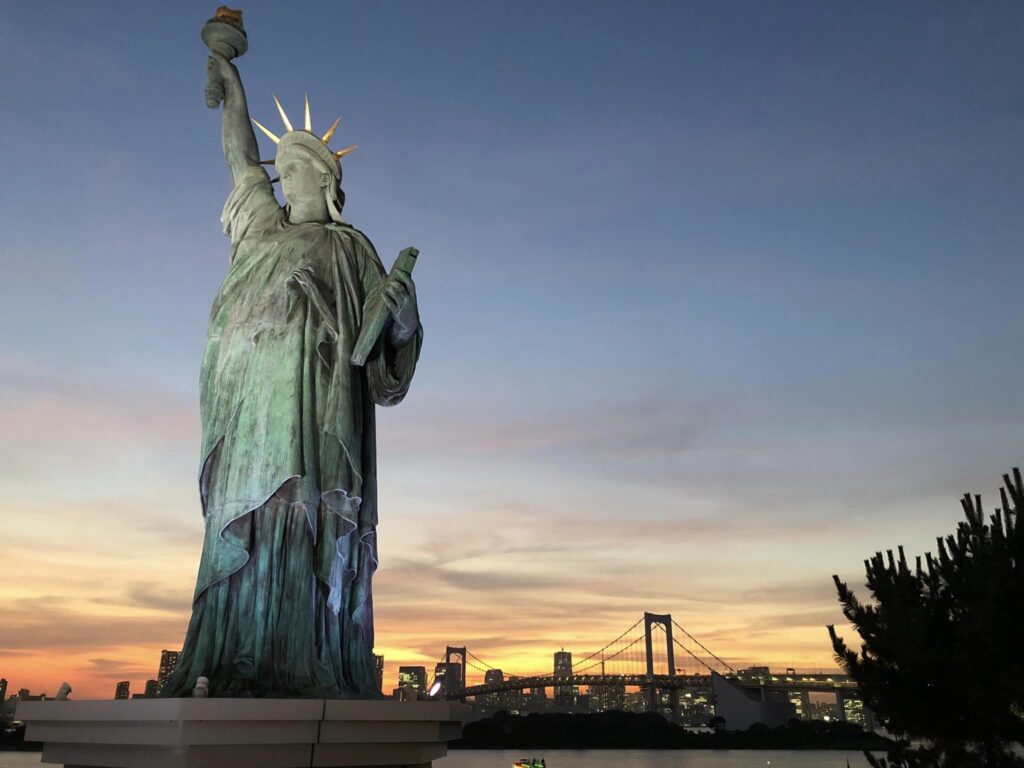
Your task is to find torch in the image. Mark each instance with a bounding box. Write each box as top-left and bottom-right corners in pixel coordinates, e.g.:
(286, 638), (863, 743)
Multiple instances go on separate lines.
(201, 6), (247, 108)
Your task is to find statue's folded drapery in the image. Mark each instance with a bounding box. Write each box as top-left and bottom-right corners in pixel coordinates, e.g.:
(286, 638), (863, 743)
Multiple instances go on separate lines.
(163, 167), (421, 697)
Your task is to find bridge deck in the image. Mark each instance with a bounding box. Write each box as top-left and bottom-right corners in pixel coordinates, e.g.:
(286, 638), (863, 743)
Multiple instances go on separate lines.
(455, 673), (856, 698)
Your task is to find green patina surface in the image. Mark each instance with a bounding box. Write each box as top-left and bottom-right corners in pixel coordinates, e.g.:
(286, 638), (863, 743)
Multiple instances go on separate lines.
(163, 11), (422, 698)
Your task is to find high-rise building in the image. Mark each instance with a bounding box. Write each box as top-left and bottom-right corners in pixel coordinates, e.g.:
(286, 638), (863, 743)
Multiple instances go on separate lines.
(434, 662), (462, 694)
(397, 666), (427, 694)
(592, 682), (626, 712)
(527, 684), (548, 711)
(0, 678), (7, 703)
(837, 692), (875, 730)
(787, 690), (810, 720)
(623, 690), (648, 713)
(553, 650), (573, 707)
(500, 676), (530, 712)
(157, 650), (180, 694)
(679, 688), (713, 726)
(374, 654), (385, 692)
(807, 700), (840, 721)
(481, 668), (505, 708)
(144, 679), (159, 698)
(114, 681), (130, 700)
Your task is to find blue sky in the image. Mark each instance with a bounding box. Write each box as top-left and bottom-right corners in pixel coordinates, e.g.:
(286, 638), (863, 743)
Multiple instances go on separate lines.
(1, 0), (1022, 696)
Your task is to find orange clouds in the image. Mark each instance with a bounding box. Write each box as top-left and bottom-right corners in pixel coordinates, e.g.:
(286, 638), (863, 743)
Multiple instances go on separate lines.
(1, 491), (853, 698)
(0, 367), (916, 699)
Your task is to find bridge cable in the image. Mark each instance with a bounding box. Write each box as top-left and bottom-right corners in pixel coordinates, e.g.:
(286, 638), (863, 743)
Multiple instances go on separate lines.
(515, 616), (647, 678)
(671, 636), (720, 675)
(572, 634), (647, 675)
(521, 632), (649, 679)
(465, 650), (500, 671)
(569, 616), (646, 670)
(672, 619), (736, 673)
(464, 658), (492, 674)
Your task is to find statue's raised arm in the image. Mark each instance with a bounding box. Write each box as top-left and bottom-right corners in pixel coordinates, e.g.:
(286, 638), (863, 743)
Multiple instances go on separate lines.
(201, 8), (260, 187)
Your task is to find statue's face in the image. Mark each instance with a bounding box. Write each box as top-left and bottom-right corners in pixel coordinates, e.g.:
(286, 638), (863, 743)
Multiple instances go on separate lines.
(279, 152), (327, 209)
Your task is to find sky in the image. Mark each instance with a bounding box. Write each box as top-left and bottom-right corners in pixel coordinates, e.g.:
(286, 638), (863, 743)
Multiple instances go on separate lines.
(1, 0), (1023, 700)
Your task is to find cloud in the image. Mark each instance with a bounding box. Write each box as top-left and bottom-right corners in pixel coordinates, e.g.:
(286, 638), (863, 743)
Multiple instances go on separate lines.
(739, 580), (840, 607)
(81, 658), (157, 679)
(0, 596), (187, 653)
(0, 365), (200, 514)
(380, 391), (714, 460)
(400, 565), (564, 594)
(0, 364), (198, 446)
(91, 582), (194, 614)
(744, 610), (847, 634)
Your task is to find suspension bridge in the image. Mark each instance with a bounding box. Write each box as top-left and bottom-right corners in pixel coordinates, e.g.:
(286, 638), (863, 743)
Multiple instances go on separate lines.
(426, 612), (856, 720)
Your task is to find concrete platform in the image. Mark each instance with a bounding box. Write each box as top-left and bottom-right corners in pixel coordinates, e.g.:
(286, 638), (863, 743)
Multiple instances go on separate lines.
(16, 698), (464, 768)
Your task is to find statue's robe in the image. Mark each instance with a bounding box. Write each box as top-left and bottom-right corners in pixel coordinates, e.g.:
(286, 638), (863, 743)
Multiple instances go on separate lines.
(164, 167), (421, 697)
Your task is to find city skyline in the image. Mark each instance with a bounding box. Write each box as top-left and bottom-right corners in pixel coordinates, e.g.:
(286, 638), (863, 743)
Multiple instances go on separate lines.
(0, 638), (852, 706)
(2, 2), (1023, 700)
(0, 612), (856, 702)
(0, 607), (948, 702)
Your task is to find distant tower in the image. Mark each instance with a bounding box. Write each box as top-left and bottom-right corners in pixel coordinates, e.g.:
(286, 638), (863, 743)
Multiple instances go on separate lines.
(157, 650), (181, 694)
(0, 678), (7, 703)
(553, 649), (573, 707)
(144, 679), (159, 698)
(643, 612), (678, 720)
(114, 681), (130, 700)
(443, 647), (467, 694)
(373, 654), (385, 692)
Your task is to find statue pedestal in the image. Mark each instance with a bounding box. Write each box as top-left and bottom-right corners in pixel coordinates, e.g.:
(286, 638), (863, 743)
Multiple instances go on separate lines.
(16, 698), (463, 768)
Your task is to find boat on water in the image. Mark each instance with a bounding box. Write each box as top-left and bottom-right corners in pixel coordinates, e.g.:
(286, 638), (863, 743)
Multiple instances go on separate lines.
(511, 760), (546, 768)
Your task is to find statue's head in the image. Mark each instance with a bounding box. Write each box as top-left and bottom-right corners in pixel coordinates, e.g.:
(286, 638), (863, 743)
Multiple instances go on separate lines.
(252, 95), (356, 222)
(277, 138), (338, 210)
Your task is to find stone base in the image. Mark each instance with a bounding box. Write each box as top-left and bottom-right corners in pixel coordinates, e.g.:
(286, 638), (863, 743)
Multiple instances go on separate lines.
(16, 698), (464, 768)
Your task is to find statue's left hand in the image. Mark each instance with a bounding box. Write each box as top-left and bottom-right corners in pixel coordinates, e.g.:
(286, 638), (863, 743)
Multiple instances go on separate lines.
(383, 271), (420, 345)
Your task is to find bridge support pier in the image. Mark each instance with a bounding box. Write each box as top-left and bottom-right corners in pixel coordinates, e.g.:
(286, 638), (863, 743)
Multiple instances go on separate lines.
(643, 613), (679, 722)
(443, 646), (467, 696)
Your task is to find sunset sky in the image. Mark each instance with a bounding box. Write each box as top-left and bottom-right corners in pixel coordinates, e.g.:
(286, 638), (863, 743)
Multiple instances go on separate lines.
(1, 1), (1023, 699)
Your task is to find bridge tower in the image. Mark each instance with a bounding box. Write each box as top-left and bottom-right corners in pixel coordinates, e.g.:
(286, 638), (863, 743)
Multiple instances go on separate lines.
(443, 646), (467, 694)
(643, 612), (679, 722)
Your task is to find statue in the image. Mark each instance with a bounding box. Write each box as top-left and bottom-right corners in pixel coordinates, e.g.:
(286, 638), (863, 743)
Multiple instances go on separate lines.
(162, 7), (422, 698)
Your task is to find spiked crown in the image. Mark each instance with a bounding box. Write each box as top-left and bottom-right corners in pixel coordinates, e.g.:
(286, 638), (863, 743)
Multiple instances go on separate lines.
(252, 94), (357, 180)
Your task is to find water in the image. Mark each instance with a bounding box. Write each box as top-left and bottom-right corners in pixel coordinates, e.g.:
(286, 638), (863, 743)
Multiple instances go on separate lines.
(1, 748), (875, 767)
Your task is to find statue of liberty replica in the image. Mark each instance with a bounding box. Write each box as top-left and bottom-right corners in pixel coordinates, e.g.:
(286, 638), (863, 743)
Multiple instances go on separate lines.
(164, 7), (422, 698)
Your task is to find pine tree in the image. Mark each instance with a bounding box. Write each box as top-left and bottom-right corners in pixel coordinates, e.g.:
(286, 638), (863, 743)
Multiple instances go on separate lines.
(828, 469), (1024, 768)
